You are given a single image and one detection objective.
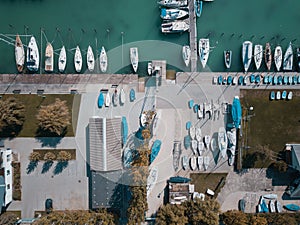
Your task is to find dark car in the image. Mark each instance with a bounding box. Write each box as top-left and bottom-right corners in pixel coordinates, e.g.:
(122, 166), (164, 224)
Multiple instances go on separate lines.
(45, 198), (53, 214)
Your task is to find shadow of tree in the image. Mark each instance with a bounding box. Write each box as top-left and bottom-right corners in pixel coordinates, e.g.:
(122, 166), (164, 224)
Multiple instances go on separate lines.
(35, 127), (66, 147)
(53, 161), (68, 175)
(42, 161), (53, 174)
(0, 124), (23, 140)
(26, 161), (38, 174)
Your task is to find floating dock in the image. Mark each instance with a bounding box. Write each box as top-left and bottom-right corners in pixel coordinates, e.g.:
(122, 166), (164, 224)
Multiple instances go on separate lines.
(189, 0), (198, 72)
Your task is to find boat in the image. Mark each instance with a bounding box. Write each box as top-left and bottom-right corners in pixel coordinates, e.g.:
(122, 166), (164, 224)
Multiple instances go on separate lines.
(26, 36), (39, 72)
(283, 42), (293, 71)
(157, 0), (188, 8)
(160, 8), (189, 20)
(224, 50), (232, 69)
(189, 126), (196, 139)
(287, 91), (293, 100)
(284, 204), (300, 211)
(58, 46), (67, 72)
(264, 43), (272, 71)
(113, 89), (119, 106)
(87, 45), (95, 72)
(274, 46), (282, 71)
(191, 140), (198, 155)
(44, 43), (54, 72)
(105, 92), (110, 107)
(99, 46), (108, 73)
(150, 140), (162, 163)
(161, 19), (189, 33)
(97, 91), (104, 108)
(198, 103), (204, 119)
(276, 91), (281, 100)
(121, 117), (128, 146)
(282, 90), (287, 99)
(130, 88), (136, 102)
(147, 62), (152, 75)
(195, 0), (203, 17)
(297, 47), (300, 71)
(74, 46), (82, 73)
(15, 34), (25, 73)
(182, 45), (191, 67)
(259, 197), (269, 213)
(198, 142), (204, 155)
(199, 38), (210, 68)
(231, 96), (242, 129)
(190, 156), (197, 170)
(173, 142), (182, 172)
(130, 47), (138, 73)
(195, 128), (202, 142)
(276, 200), (282, 213)
(233, 76), (238, 85)
(218, 127), (228, 158)
(182, 155), (188, 170)
(169, 176), (191, 183)
(184, 136), (191, 149)
(203, 156), (209, 170)
(197, 156), (203, 170)
(204, 135), (210, 149)
(242, 41), (253, 72)
(289, 75), (293, 84)
(123, 147), (133, 168)
(147, 167), (158, 196)
(239, 199), (246, 212)
(269, 200), (276, 213)
(263, 193), (277, 199)
(120, 88), (126, 104)
(227, 129), (237, 166)
(253, 44), (263, 70)
(270, 91), (275, 100)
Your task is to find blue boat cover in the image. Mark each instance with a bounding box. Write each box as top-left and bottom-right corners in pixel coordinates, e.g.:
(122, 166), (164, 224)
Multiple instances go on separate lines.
(227, 76), (232, 84)
(263, 76), (268, 84)
(277, 75), (283, 85)
(284, 204), (300, 211)
(130, 89), (136, 102)
(188, 99), (194, 109)
(282, 91), (287, 99)
(184, 135), (191, 149)
(169, 176), (191, 183)
(293, 75), (298, 84)
(98, 92), (104, 108)
(250, 74), (255, 83)
(238, 76), (244, 85)
(161, 8), (167, 17)
(283, 76), (288, 84)
(268, 76), (273, 84)
(186, 121), (191, 130)
(255, 75), (260, 83)
(270, 91), (275, 100)
(150, 140), (162, 163)
(231, 96), (242, 128)
(261, 199), (269, 213)
(218, 75), (222, 85)
(121, 117), (128, 146)
(273, 76), (278, 85)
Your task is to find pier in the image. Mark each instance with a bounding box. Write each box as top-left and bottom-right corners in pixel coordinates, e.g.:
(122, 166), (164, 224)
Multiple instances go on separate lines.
(189, 0), (198, 72)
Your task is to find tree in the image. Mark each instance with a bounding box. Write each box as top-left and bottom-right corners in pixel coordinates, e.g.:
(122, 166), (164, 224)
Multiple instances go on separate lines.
(43, 152), (56, 162)
(57, 151), (72, 162)
(0, 97), (25, 136)
(0, 212), (18, 225)
(29, 152), (41, 162)
(221, 210), (248, 225)
(36, 98), (70, 136)
(249, 214), (268, 225)
(272, 161), (288, 173)
(156, 204), (188, 225)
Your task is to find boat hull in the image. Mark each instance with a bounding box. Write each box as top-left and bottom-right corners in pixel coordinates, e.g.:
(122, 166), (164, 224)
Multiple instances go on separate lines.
(199, 38), (210, 68)
(15, 34), (25, 73)
(264, 43), (272, 71)
(283, 42), (293, 71)
(274, 46), (282, 71)
(100, 46), (108, 73)
(74, 46), (82, 73)
(254, 45), (263, 70)
(224, 50), (232, 69)
(87, 45), (95, 72)
(45, 43), (54, 72)
(242, 41), (253, 72)
(182, 45), (191, 67)
(58, 46), (67, 72)
(26, 36), (40, 72)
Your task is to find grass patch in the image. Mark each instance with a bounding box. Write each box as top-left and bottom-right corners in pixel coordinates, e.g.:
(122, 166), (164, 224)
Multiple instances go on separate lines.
(12, 162), (21, 201)
(190, 173), (228, 197)
(240, 89), (300, 168)
(33, 149), (76, 160)
(0, 94), (81, 137)
(6, 210), (21, 218)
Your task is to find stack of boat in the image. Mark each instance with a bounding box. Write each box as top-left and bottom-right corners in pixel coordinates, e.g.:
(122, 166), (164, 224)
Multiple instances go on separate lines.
(257, 194), (282, 213)
(158, 0), (190, 33)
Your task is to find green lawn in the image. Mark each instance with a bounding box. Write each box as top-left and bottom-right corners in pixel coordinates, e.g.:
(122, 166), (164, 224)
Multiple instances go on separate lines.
(1, 94), (81, 137)
(190, 173), (228, 197)
(240, 89), (300, 168)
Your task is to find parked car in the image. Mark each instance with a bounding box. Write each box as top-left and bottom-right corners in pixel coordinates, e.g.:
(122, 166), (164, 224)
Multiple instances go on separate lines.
(45, 198), (53, 214)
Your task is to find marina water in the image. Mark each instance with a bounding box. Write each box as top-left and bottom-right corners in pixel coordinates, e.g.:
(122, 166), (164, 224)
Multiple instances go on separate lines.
(0, 0), (299, 74)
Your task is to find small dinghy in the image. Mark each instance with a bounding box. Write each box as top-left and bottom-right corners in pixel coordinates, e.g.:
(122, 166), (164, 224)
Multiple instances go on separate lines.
(276, 200), (282, 213)
(191, 140), (198, 155)
(147, 62), (152, 75)
(204, 135), (211, 149)
(263, 193), (277, 199)
(190, 156), (197, 170)
(287, 91), (293, 100)
(113, 89), (119, 106)
(284, 204), (300, 211)
(197, 156), (203, 170)
(198, 142), (204, 155)
(189, 126), (196, 140)
(198, 103), (204, 119)
(269, 200), (276, 213)
(105, 92), (111, 107)
(182, 155), (188, 170)
(203, 156), (210, 170)
(224, 50), (232, 69)
(130, 88), (136, 102)
(281, 90), (287, 99)
(218, 127), (228, 158)
(276, 91), (281, 100)
(120, 88), (126, 104)
(97, 91), (104, 108)
(195, 128), (202, 142)
(270, 91), (275, 100)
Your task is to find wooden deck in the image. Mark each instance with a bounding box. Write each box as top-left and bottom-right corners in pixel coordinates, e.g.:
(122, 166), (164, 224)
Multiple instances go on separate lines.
(189, 0), (198, 72)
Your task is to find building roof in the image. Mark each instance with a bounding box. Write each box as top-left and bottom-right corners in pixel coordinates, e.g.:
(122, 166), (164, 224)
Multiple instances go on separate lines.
(291, 144), (300, 171)
(0, 176), (5, 208)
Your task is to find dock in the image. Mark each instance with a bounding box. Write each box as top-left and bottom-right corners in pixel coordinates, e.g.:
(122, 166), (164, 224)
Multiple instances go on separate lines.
(189, 0), (198, 72)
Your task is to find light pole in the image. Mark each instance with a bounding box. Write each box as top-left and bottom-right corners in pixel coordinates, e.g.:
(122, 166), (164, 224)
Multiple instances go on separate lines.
(121, 32), (124, 69)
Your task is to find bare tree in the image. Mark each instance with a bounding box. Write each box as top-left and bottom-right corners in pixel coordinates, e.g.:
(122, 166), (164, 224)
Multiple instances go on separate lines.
(29, 152), (41, 162)
(43, 152), (56, 162)
(57, 151), (72, 162)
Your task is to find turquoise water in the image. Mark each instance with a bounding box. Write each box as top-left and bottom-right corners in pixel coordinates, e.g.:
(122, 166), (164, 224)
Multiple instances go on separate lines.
(0, 0), (299, 73)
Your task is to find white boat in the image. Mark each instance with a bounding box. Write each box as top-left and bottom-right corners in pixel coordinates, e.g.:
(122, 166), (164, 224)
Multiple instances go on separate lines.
(182, 155), (188, 170)
(191, 140), (198, 155)
(130, 47), (139, 73)
(190, 156), (197, 170)
(203, 156), (210, 170)
(58, 46), (67, 72)
(189, 126), (196, 139)
(197, 142), (204, 155)
(283, 42), (293, 71)
(195, 128), (202, 142)
(99, 46), (108, 73)
(224, 50), (232, 69)
(198, 103), (204, 119)
(197, 156), (203, 170)
(276, 200), (282, 213)
(269, 200), (276, 213)
(157, 0), (188, 8)
(26, 36), (39, 72)
(276, 91), (281, 100)
(161, 19), (189, 33)
(199, 38), (210, 68)
(218, 127), (228, 158)
(253, 44), (263, 70)
(274, 46), (282, 71)
(74, 46), (82, 73)
(265, 42), (272, 71)
(113, 89), (119, 106)
(287, 91), (293, 100)
(147, 62), (152, 75)
(105, 92), (111, 107)
(204, 135), (211, 149)
(15, 34), (25, 73)
(87, 45), (95, 72)
(263, 194), (278, 199)
(45, 42), (54, 72)
(147, 167), (158, 196)
(120, 88), (126, 104)
(182, 45), (191, 67)
(233, 76), (238, 85)
(227, 129), (237, 166)
(242, 41), (253, 72)
(160, 8), (189, 20)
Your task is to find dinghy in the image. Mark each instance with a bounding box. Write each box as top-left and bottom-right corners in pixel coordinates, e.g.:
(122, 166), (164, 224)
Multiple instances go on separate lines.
(147, 62), (152, 75)
(190, 156), (197, 170)
(198, 103), (204, 119)
(203, 156), (210, 170)
(218, 127), (228, 158)
(113, 89), (119, 106)
(284, 204), (300, 211)
(191, 140), (198, 155)
(263, 193), (278, 199)
(197, 156), (203, 170)
(189, 126), (196, 139)
(105, 92), (111, 107)
(224, 50), (232, 69)
(269, 200), (276, 213)
(130, 88), (136, 102)
(276, 200), (282, 213)
(182, 45), (191, 67)
(58, 46), (67, 72)
(97, 91), (104, 108)
(120, 88), (126, 104)
(198, 142), (204, 155)
(195, 128), (202, 142)
(182, 155), (188, 170)
(204, 135), (211, 149)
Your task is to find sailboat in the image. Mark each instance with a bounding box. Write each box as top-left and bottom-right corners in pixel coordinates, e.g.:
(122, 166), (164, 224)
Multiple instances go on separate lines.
(58, 46), (67, 73)
(283, 42), (293, 71)
(274, 46), (282, 71)
(242, 41), (253, 72)
(264, 43), (272, 71)
(182, 45), (191, 67)
(87, 45), (95, 72)
(45, 43), (54, 72)
(130, 47), (139, 73)
(199, 38), (210, 68)
(99, 46), (108, 73)
(224, 50), (232, 69)
(253, 44), (263, 70)
(26, 36), (39, 72)
(15, 34), (25, 73)
(74, 46), (82, 73)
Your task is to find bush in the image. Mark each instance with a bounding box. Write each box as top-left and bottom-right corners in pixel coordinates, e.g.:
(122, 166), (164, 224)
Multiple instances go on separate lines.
(13, 190), (21, 201)
(57, 151), (72, 162)
(43, 152), (56, 162)
(29, 152), (41, 162)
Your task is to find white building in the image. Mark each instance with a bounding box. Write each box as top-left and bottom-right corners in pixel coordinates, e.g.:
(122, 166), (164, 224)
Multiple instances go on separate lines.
(0, 148), (13, 209)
